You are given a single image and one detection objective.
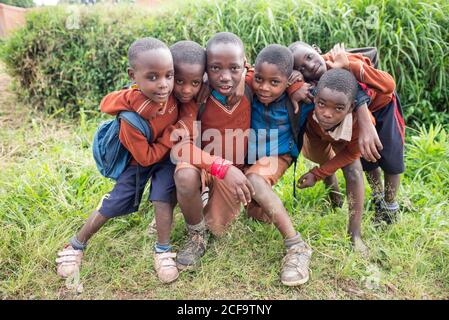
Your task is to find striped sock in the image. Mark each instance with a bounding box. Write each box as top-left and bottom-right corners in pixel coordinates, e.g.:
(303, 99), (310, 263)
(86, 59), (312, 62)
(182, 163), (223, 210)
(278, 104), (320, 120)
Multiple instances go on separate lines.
(154, 242), (171, 253)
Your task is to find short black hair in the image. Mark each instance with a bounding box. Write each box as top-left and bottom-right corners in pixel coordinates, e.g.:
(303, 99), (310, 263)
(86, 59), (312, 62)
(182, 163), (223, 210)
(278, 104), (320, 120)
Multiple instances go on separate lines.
(316, 69), (358, 103)
(170, 40), (206, 67)
(206, 32), (244, 53)
(288, 41), (322, 54)
(255, 44), (293, 77)
(128, 37), (169, 68)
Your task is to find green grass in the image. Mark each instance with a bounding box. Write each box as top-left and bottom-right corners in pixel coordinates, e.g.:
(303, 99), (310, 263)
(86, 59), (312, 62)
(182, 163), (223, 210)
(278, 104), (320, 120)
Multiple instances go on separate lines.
(2, 0), (449, 124)
(0, 64), (448, 299)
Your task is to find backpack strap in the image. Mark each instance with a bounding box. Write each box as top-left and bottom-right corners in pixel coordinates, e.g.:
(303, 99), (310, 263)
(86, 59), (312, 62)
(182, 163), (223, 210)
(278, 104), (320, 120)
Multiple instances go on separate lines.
(118, 111), (153, 143)
(197, 83), (254, 120)
(286, 98), (301, 147)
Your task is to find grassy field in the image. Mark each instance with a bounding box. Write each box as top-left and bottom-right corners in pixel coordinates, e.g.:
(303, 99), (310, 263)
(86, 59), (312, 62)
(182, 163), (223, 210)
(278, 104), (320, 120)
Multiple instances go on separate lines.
(0, 62), (448, 300)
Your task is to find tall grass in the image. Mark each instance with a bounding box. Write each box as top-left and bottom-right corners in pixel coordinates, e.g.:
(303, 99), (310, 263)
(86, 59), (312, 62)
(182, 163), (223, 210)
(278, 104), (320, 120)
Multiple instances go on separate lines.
(1, 0), (448, 124)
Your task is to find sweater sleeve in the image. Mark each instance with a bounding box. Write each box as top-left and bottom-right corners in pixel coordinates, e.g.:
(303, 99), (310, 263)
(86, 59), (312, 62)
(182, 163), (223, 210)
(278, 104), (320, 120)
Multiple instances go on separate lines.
(119, 121), (170, 167)
(156, 101), (199, 148)
(100, 89), (146, 115)
(347, 53), (395, 95)
(170, 140), (221, 172)
(310, 138), (360, 180)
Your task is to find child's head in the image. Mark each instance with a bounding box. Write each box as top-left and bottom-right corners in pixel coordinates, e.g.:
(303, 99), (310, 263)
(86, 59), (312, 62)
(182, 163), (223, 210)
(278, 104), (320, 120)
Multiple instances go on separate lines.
(289, 41), (326, 82)
(127, 37), (174, 104)
(314, 69), (358, 130)
(253, 44), (293, 105)
(170, 40), (206, 103)
(206, 32), (245, 97)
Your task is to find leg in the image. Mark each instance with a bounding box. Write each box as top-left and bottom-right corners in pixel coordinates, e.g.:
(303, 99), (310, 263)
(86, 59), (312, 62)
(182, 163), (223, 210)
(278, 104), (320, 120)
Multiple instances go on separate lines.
(56, 164), (152, 278)
(323, 174), (343, 208)
(75, 210), (109, 244)
(247, 173), (295, 238)
(365, 167), (384, 195)
(174, 164), (209, 269)
(384, 173), (400, 204)
(245, 155), (312, 286)
(175, 167), (203, 225)
(342, 160), (368, 256)
(153, 201), (174, 247)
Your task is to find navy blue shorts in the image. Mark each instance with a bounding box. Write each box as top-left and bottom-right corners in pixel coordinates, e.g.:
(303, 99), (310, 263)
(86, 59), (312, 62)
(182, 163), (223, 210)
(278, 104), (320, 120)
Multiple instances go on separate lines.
(98, 157), (176, 218)
(361, 93), (406, 174)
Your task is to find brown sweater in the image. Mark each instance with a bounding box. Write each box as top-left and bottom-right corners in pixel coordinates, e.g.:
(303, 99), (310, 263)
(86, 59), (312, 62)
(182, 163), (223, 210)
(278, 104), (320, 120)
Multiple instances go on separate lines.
(100, 88), (178, 167)
(305, 111), (371, 180)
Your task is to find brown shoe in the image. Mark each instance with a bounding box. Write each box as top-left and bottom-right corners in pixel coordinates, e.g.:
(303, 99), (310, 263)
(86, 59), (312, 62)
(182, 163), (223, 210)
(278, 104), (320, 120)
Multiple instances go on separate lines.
(280, 241), (312, 286)
(176, 229), (208, 270)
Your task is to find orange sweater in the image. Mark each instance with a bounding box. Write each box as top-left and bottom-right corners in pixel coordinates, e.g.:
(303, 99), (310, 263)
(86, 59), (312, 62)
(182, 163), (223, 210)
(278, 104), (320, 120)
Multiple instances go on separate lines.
(306, 111), (362, 180)
(100, 88), (178, 167)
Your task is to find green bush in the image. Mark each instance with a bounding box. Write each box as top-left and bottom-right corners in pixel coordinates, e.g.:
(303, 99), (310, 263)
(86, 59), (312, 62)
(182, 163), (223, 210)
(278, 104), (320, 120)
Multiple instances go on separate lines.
(0, 0), (34, 8)
(2, 0), (449, 124)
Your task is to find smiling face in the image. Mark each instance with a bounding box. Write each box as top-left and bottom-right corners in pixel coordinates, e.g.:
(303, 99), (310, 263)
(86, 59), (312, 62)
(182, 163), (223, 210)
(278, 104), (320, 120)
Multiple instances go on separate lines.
(128, 48), (174, 104)
(173, 62), (204, 103)
(206, 42), (245, 97)
(314, 87), (353, 130)
(292, 45), (327, 81)
(252, 62), (289, 105)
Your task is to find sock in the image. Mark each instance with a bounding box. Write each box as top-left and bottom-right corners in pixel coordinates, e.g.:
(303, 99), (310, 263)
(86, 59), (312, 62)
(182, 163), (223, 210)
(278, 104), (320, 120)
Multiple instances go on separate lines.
(187, 218), (206, 233)
(284, 232), (302, 249)
(70, 236), (87, 251)
(154, 242), (172, 253)
(384, 201), (399, 211)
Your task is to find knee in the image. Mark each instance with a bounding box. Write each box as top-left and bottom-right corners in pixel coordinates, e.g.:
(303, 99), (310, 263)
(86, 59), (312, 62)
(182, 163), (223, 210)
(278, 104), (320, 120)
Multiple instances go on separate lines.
(174, 168), (200, 196)
(344, 165), (363, 185)
(246, 173), (268, 196)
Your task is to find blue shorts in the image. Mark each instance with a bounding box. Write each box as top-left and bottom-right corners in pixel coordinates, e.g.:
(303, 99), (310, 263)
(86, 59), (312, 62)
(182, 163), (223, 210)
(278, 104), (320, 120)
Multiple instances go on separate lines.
(98, 157), (176, 218)
(361, 92), (405, 174)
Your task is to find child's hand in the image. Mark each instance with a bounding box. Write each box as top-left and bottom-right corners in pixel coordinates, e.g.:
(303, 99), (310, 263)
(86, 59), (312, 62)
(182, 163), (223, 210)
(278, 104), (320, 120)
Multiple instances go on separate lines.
(288, 70), (304, 85)
(297, 172), (317, 189)
(227, 68), (247, 106)
(223, 165), (255, 206)
(289, 82), (314, 114)
(358, 118), (383, 162)
(326, 43), (350, 70)
(171, 128), (189, 142)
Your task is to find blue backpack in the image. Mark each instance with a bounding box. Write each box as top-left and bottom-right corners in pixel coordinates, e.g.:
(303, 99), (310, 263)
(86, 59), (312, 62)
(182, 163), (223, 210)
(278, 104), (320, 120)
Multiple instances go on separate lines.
(92, 111), (153, 180)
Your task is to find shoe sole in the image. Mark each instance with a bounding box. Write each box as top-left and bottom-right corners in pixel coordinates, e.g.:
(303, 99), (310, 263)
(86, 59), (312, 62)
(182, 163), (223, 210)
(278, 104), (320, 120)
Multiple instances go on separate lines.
(176, 262), (198, 271)
(281, 275), (310, 287)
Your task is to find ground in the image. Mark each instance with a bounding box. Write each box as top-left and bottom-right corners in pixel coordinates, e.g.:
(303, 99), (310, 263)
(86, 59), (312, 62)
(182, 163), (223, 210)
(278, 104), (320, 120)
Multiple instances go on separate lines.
(0, 62), (448, 299)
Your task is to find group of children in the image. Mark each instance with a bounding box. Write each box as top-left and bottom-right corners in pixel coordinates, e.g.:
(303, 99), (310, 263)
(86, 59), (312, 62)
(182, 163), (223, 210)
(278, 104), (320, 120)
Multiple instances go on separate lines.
(56, 32), (405, 286)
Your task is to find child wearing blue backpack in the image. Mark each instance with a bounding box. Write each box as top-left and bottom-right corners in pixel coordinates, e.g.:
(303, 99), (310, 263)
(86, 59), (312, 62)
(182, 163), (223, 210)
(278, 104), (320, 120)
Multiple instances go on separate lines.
(56, 37), (193, 284)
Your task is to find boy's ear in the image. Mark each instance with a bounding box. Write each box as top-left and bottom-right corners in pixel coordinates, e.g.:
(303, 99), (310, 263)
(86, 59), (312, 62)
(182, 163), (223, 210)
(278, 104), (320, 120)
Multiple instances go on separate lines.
(311, 44), (322, 54)
(127, 67), (135, 81)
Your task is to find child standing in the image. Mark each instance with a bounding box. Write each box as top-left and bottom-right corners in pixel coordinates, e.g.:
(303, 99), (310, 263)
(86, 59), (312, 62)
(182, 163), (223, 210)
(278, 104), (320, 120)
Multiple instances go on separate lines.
(289, 42), (404, 223)
(56, 37), (181, 284)
(297, 68), (373, 254)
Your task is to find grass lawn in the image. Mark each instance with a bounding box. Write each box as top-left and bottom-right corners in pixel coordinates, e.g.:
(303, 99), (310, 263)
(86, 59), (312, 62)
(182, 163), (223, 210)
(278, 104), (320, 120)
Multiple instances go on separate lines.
(0, 63), (448, 299)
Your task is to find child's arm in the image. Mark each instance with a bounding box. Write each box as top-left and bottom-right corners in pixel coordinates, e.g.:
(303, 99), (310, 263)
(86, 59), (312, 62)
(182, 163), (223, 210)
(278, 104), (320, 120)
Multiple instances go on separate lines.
(308, 139), (360, 181)
(119, 122), (171, 167)
(325, 43), (395, 95)
(156, 100), (198, 148)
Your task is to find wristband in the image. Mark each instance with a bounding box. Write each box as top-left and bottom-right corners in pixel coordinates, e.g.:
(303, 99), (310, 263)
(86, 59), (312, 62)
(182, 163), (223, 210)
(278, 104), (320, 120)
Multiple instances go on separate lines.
(210, 158), (232, 179)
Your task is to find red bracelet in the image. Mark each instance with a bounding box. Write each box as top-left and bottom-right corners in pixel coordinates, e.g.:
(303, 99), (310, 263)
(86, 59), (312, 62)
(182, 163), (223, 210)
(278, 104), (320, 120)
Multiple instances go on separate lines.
(210, 158), (232, 179)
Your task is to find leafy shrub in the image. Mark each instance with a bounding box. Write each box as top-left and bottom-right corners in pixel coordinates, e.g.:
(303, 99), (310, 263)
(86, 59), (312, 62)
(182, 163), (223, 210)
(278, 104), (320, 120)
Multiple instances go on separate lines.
(2, 0), (449, 124)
